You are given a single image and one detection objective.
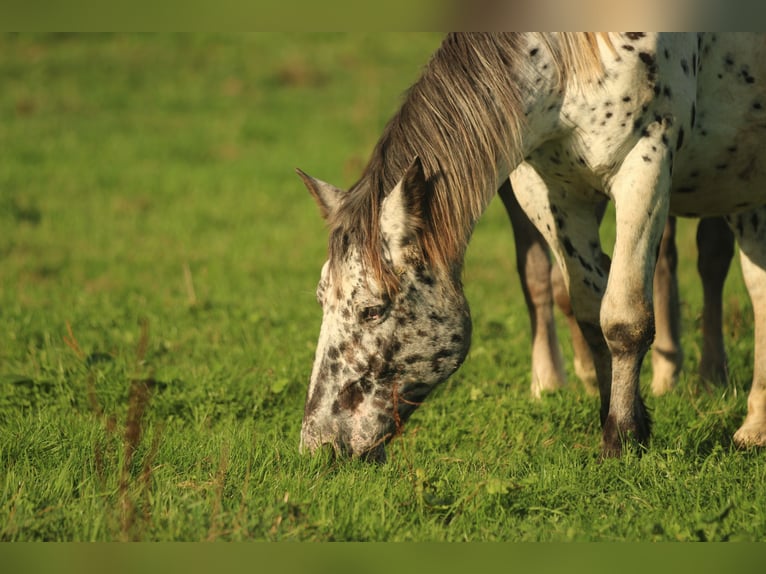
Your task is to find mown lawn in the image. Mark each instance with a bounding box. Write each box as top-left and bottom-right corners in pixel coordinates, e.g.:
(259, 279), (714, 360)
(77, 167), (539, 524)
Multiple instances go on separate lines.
(1, 33), (764, 542)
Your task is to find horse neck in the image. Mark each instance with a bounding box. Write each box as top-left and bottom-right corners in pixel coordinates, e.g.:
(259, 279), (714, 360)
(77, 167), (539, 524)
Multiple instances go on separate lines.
(370, 35), (564, 281)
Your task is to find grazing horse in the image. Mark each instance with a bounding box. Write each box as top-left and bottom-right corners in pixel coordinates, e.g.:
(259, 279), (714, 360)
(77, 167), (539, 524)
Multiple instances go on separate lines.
(299, 33), (766, 460)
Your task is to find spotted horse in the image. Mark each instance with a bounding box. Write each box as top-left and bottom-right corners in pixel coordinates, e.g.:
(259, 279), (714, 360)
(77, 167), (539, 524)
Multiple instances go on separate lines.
(298, 33), (766, 461)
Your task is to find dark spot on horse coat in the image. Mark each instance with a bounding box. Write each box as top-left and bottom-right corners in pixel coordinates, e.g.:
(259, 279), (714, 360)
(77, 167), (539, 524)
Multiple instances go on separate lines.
(639, 52), (656, 71)
(431, 348), (453, 370)
(563, 237), (576, 257)
(429, 312), (445, 324)
(416, 266), (435, 286)
(305, 383), (325, 418)
(337, 378), (372, 412)
(741, 68), (756, 84)
(404, 354), (423, 364)
(577, 255), (593, 272)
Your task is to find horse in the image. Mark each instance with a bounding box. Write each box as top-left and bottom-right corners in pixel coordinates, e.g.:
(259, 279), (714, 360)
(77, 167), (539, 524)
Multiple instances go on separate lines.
(298, 33), (766, 461)
(505, 182), (735, 398)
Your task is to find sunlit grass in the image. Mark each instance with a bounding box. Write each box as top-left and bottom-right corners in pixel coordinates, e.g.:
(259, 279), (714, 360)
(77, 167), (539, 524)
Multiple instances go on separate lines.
(1, 33), (764, 541)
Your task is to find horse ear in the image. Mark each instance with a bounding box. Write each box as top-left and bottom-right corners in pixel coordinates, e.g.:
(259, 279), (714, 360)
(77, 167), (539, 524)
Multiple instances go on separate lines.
(296, 168), (344, 220)
(380, 156), (429, 243)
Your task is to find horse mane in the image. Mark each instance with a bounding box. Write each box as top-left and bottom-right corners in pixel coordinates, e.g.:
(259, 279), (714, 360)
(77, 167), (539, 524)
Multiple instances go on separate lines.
(328, 33), (606, 295)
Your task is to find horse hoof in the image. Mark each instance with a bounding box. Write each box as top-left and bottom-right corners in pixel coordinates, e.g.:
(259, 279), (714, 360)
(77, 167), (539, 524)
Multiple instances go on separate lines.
(733, 418), (766, 448)
(601, 409), (651, 458)
(698, 363), (729, 387)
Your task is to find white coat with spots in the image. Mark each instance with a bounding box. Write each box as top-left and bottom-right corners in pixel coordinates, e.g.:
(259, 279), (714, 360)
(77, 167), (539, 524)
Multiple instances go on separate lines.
(299, 33), (766, 460)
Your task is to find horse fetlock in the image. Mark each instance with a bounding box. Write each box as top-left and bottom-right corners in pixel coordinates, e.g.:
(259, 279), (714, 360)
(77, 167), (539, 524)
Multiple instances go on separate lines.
(602, 316), (655, 357)
(601, 406), (652, 458)
(734, 389), (766, 448)
(698, 356), (729, 386)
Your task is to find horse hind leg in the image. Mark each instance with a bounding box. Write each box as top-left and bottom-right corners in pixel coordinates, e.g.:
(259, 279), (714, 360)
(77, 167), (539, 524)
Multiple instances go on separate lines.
(696, 217), (735, 385)
(726, 208), (766, 448)
(650, 217), (683, 395)
(499, 180), (567, 398)
(551, 251), (599, 394)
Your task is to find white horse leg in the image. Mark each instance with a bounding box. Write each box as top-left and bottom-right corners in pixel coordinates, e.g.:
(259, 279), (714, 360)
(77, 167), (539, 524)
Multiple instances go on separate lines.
(650, 217), (683, 395)
(697, 217), (734, 385)
(727, 209), (766, 447)
(498, 180), (567, 397)
(598, 127), (674, 456)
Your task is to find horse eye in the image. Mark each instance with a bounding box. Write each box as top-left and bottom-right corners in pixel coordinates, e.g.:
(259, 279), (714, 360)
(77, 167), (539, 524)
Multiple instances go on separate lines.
(360, 303), (389, 323)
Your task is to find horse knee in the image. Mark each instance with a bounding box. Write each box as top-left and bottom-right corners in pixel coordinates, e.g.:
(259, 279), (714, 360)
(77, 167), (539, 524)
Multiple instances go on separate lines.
(602, 306), (655, 357)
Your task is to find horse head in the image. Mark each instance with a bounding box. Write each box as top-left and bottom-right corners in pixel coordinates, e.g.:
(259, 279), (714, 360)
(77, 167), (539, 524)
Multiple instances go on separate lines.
(298, 157), (472, 462)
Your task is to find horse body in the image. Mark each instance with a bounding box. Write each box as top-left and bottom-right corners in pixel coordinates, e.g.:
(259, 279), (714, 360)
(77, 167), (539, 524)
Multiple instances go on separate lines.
(300, 33), (766, 460)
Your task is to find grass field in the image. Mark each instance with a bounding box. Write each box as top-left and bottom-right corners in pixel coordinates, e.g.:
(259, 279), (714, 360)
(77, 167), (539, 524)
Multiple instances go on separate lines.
(1, 33), (765, 542)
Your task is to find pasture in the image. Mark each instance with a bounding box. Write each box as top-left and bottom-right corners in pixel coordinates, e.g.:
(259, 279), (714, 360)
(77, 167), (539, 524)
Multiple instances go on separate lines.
(1, 33), (765, 541)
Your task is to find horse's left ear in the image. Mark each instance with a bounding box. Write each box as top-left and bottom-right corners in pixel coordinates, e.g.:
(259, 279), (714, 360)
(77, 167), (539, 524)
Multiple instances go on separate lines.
(380, 156), (430, 244)
(296, 168), (344, 221)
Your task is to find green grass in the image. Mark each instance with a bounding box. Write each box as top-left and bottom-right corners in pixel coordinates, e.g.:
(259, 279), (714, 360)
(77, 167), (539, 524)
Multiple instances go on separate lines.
(1, 33), (765, 541)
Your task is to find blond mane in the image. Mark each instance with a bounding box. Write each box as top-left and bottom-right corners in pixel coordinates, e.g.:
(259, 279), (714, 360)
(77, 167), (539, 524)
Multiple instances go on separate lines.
(329, 33), (606, 294)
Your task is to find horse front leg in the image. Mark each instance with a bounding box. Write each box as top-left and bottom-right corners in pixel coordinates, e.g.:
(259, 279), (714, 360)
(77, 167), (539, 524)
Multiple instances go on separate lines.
(600, 129), (675, 457)
(498, 179), (567, 397)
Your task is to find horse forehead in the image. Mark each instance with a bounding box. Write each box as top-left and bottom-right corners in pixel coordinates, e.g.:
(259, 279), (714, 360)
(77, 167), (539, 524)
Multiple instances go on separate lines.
(323, 248), (378, 304)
